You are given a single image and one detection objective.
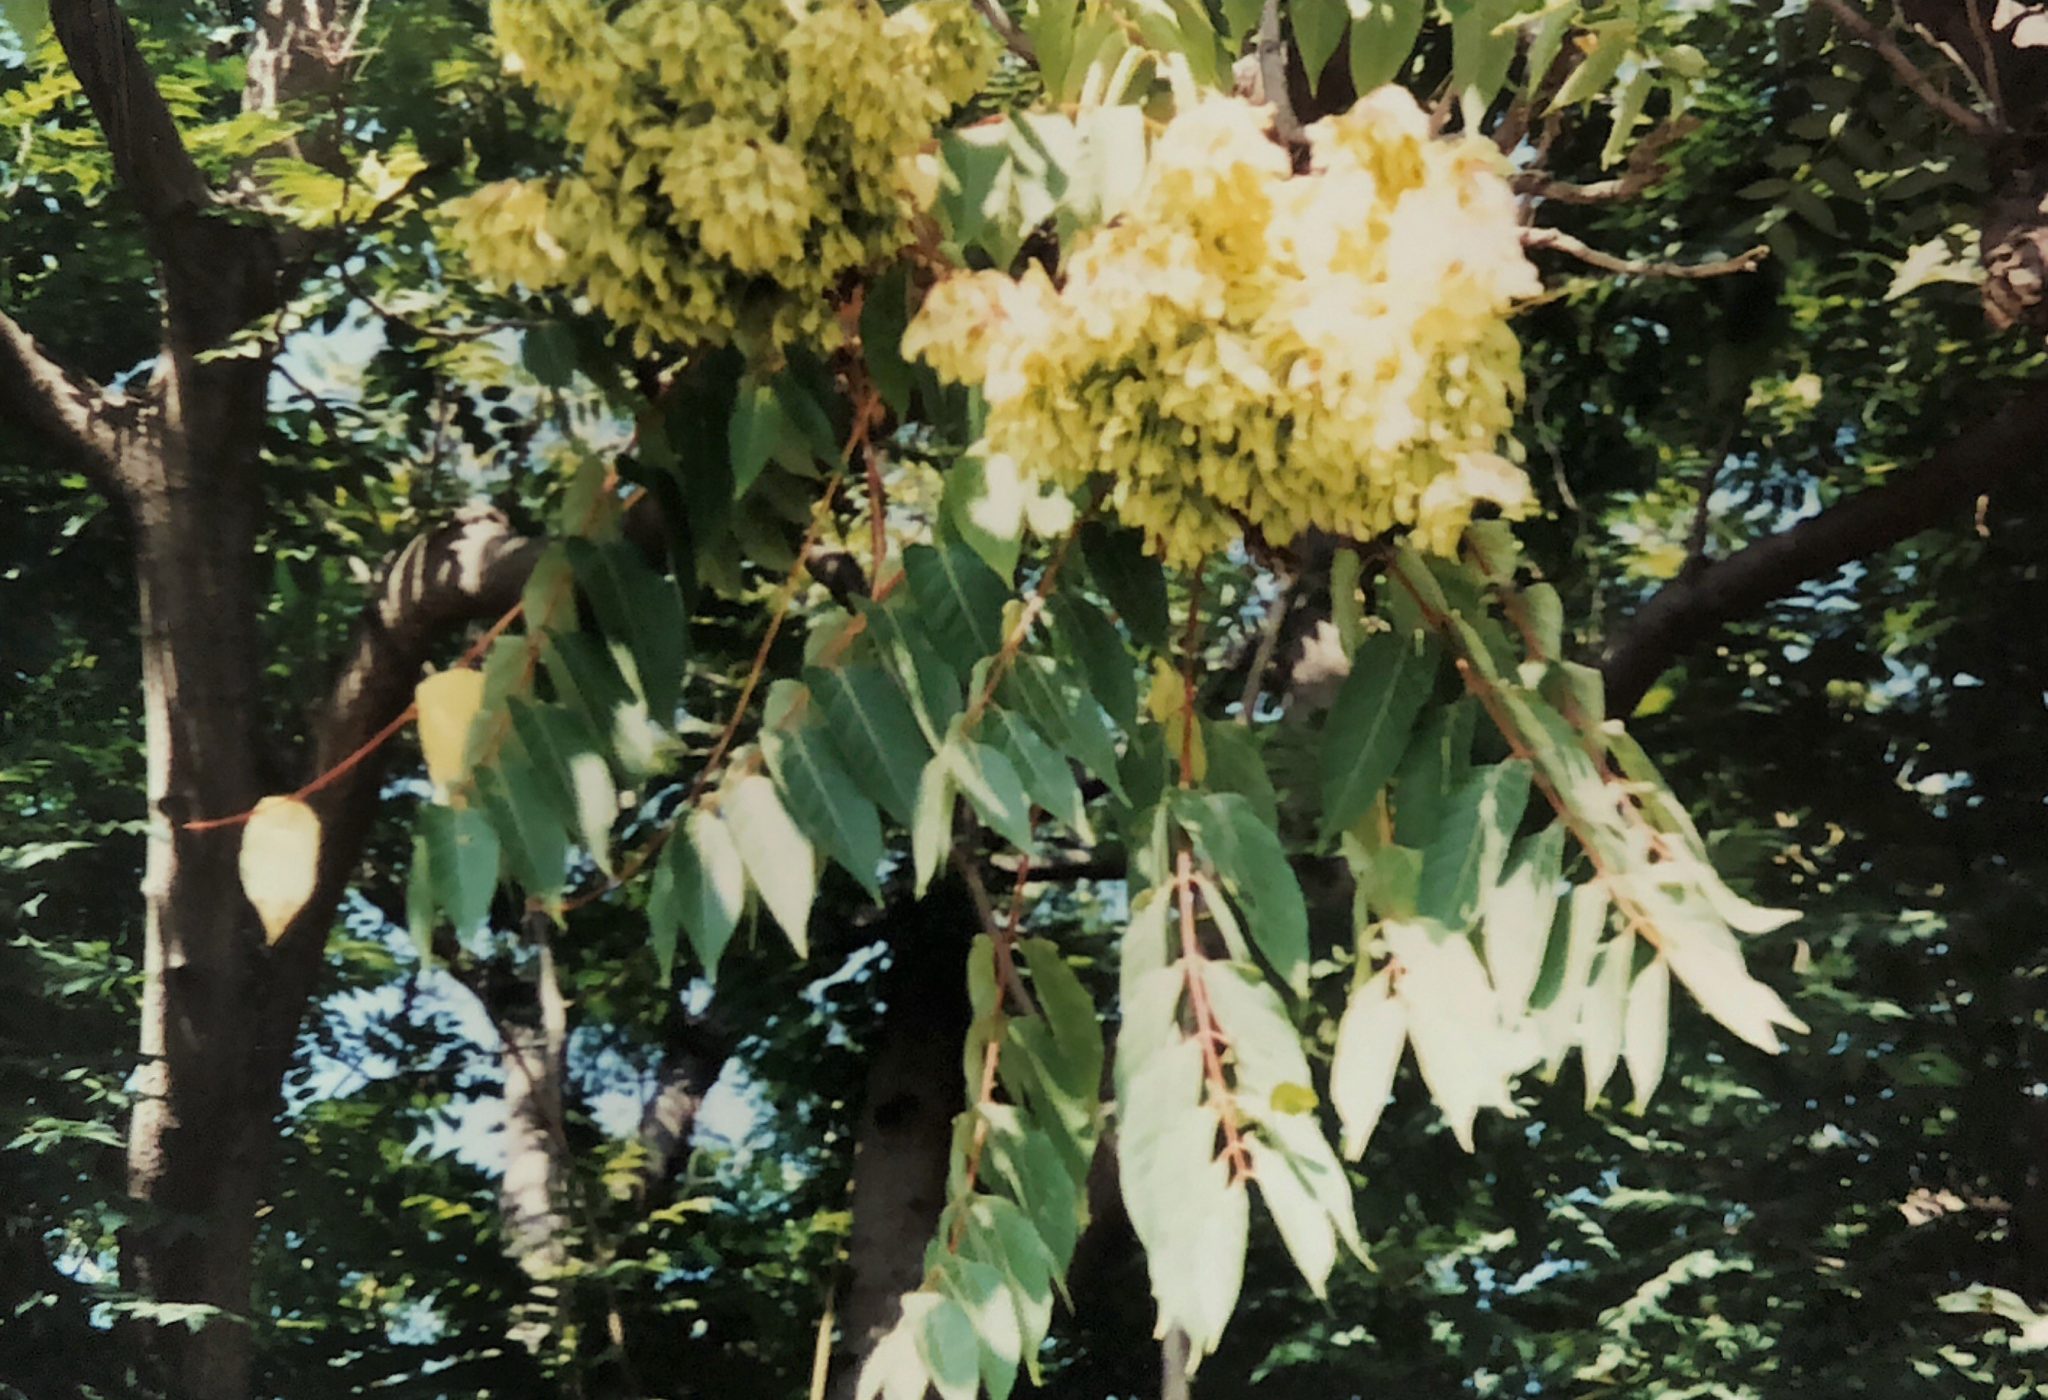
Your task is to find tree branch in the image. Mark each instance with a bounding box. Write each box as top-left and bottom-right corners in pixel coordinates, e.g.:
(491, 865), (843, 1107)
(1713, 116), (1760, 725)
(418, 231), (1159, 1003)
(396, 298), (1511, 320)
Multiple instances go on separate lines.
(1522, 227), (1770, 281)
(49, 0), (215, 235)
(0, 305), (135, 497)
(1813, 0), (1998, 139)
(258, 505), (548, 1055)
(1600, 382), (2048, 713)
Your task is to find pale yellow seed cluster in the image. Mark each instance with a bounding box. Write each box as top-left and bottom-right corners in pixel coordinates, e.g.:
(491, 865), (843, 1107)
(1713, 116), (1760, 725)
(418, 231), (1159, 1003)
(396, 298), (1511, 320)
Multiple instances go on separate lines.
(448, 0), (997, 360)
(903, 90), (1542, 567)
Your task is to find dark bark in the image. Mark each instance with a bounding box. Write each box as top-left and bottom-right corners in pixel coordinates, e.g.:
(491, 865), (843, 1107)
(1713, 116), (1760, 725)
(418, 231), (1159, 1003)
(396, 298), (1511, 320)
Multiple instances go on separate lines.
(827, 888), (975, 1399)
(2, 13), (544, 1393)
(1600, 382), (2048, 714)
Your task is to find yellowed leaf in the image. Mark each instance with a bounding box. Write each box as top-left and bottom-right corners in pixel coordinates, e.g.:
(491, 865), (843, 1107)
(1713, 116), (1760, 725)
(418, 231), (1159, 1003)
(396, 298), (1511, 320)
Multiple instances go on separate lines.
(416, 668), (486, 796)
(239, 796), (322, 944)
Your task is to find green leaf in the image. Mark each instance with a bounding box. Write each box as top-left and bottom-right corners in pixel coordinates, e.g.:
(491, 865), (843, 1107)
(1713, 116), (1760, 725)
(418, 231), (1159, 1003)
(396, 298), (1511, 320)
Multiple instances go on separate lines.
(1350, 0), (1427, 94)
(1392, 698), (1477, 845)
(1079, 522), (1169, 650)
(406, 835), (437, 957)
(502, 698), (619, 871)
(1601, 65), (1656, 168)
(987, 710), (1090, 841)
(1047, 592), (1137, 729)
(1320, 627), (1440, 841)
(935, 1256), (1024, 1400)
(860, 263), (915, 416)
(420, 804), (499, 939)
(766, 722), (884, 898)
(808, 664), (930, 826)
(941, 734), (1037, 852)
(1248, 1135), (1337, 1296)
(998, 655), (1125, 797)
(723, 773), (815, 956)
(1293, 0), (1349, 89)
(942, 457), (1027, 580)
(1623, 956), (1671, 1112)
(914, 1296), (981, 1400)
(1388, 920), (1510, 1151)
(958, 1197), (1058, 1369)
(1551, 20), (1633, 109)
(1330, 968), (1407, 1160)
(1531, 883), (1610, 1077)
(729, 380), (785, 497)
(647, 810), (745, 983)
(1646, 885), (1807, 1053)
(1174, 792), (1309, 996)
(912, 755), (957, 897)
(1019, 938), (1105, 1101)
(0, 0), (49, 44)
(1201, 722), (1280, 830)
(1579, 938), (1632, 1109)
(904, 542), (1008, 661)
(859, 600), (965, 749)
(1448, 0), (1521, 124)
(475, 761), (569, 900)
(1482, 822), (1567, 1016)
(561, 538), (688, 719)
(1415, 760), (1532, 933)
(521, 321), (578, 389)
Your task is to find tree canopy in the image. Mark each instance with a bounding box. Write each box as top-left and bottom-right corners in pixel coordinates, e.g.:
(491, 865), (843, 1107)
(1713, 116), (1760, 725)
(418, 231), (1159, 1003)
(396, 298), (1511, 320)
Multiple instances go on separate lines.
(6, 1), (2048, 1398)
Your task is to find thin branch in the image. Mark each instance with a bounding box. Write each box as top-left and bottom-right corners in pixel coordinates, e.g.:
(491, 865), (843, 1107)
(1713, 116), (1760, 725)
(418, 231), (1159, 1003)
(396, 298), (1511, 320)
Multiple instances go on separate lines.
(1964, 0), (2007, 130)
(1521, 227), (1771, 281)
(969, 0), (1036, 64)
(0, 306), (133, 497)
(1812, 0), (1996, 139)
(1254, 0), (1302, 145)
(1514, 120), (1698, 206)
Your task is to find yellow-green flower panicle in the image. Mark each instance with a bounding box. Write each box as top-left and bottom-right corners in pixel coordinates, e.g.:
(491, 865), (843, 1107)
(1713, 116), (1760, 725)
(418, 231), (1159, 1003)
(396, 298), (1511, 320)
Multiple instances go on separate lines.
(904, 89), (1542, 568)
(447, 0), (997, 363)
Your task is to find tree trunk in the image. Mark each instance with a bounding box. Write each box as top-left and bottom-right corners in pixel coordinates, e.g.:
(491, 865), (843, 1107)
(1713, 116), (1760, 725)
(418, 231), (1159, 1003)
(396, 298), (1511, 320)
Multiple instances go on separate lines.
(827, 889), (974, 1398)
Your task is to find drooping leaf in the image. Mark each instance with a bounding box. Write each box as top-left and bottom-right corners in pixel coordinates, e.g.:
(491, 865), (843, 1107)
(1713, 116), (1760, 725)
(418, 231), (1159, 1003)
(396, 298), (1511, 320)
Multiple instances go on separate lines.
(1079, 522), (1169, 650)
(723, 772), (815, 955)
(1330, 968), (1407, 1160)
(561, 537), (689, 718)
(1623, 955), (1672, 1112)
(1320, 626), (1440, 841)
(1174, 792), (1309, 996)
(1350, 0), (1427, 92)
(941, 734), (1037, 852)
(415, 668), (486, 796)
(1415, 760), (1532, 933)
(648, 810), (746, 982)
(1579, 938), (1633, 1109)
(475, 761), (569, 900)
(1248, 1134), (1337, 1295)
(987, 709), (1091, 841)
(904, 541), (1008, 661)
(1388, 920), (1511, 1151)
(766, 721), (884, 898)
(912, 754), (957, 896)
(419, 803), (499, 940)
(942, 456), (1027, 580)
(240, 796), (322, 944)
(1482, 822), (1567, 1015)
(1000, 655), (1126, 797)
(913, 1295), (981, 1400)
(1047, 591), (1137, 729)
(808, 663), (930, 826)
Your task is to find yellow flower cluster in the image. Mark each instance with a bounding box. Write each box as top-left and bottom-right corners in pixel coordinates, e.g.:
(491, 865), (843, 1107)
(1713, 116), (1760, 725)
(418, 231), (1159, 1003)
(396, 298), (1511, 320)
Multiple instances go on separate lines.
(903, 90), (1541, 567)
(448, 0), (997, 360)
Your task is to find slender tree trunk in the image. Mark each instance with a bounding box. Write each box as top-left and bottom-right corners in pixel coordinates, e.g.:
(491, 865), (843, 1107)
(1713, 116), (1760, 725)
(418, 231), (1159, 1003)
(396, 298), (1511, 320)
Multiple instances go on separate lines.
(827, 890), (973, 1398)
